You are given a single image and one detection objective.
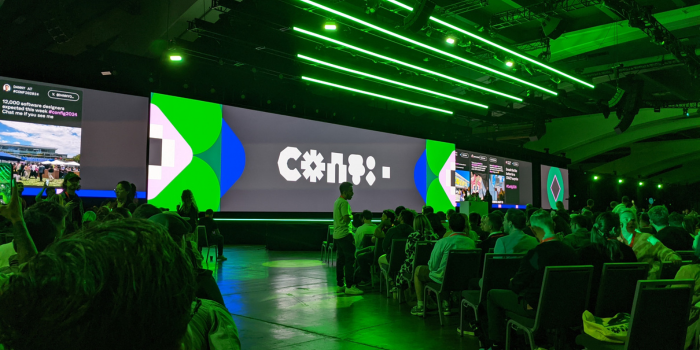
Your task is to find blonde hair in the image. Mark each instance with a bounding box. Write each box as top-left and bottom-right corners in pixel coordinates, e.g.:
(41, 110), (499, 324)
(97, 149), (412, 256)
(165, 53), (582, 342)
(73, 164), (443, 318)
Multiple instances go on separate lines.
(413, 214), (435, 240)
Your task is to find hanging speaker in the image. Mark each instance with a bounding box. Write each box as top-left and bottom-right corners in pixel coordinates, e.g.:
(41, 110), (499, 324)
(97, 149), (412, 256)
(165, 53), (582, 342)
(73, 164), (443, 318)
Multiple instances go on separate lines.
(614, 79), (644, 134)
(541, 16), (564, 40)
(403, 0), (435, 32)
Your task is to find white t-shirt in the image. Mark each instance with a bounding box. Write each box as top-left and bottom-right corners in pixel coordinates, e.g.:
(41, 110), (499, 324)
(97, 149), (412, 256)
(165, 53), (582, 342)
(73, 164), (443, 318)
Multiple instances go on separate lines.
(333, 197), (352, 239)
(0, 242), (16, 269)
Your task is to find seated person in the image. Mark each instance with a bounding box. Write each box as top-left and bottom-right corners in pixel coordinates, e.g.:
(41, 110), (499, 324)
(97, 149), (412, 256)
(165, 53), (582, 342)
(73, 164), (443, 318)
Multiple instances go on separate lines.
(355, 209), (394, 285)
(469, 212), (488, 241)
(494, 209), (538, 254)
(396, 214), (439, 290)
(619, 208), (681, 279)
(354, 210), (376, 251)
(411, 213), (475, 316)
(481, 210), (578, 350)
(650, 206), (693, 251)
(0, 219), (241, 350)
(673, 234), (700, 349)
(378, 210), (415, 268)
(563, 214), (593, 250)
(199, 209), (227, 262)
(637, 212), (654, 234)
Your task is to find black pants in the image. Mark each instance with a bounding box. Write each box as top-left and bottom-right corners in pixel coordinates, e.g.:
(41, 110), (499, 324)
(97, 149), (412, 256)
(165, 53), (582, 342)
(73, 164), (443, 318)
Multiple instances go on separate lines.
(335, 235), (356, 287)
(485, 289), (536, 344)
(354, 246), (374, 284)
(198, 233), (225, 257)
(39, 172), (43, 181)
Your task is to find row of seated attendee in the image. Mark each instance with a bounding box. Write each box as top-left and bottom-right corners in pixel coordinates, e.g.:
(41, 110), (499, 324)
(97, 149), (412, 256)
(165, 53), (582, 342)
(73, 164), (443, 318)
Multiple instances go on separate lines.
(0, 178), (240, 350)
(335, 182), (699, 349)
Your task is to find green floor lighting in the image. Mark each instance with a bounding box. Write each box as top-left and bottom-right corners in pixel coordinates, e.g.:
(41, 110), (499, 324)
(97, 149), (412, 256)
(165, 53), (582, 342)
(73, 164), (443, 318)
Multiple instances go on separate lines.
(293, 27), (523, 102)
(381, 0), (594, 89)
(298, 0), (558, 96)
(302, 76), (453, 114)
(298, 54), (489, 109)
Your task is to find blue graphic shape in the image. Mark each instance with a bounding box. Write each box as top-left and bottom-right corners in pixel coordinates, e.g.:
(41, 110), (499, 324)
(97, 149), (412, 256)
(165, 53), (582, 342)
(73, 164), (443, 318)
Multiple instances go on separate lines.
(414, 150), (427, 203)
(220, 119), (246, 196)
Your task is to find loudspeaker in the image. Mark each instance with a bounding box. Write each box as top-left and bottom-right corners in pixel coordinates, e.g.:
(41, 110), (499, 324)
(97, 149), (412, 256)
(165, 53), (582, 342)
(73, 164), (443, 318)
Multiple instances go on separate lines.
(614, 79), (644, 134)
(403, 0), (435, 32)
(541, 16), (564, 39)
(529, 117), (546, 141)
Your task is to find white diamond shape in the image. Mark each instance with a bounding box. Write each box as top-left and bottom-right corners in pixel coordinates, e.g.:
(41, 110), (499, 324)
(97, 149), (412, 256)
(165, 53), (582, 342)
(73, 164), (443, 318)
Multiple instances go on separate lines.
(366, 171), (376, 186)
(550, 175), (561, 201)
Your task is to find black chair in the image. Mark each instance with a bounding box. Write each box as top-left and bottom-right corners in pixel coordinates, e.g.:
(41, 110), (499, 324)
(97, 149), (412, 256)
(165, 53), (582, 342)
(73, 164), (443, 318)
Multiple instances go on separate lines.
(399, 240), (436, 304)
(594, 263), (649, 317)
(505, 265), (594, 350)
(423, 249), (481, 326)
(197, 225), (220, 265)
(676, 250), (695, 261)
(460, 253), (525, 337)
(660, 260), (693, 280)
(320, 226), (334, 264)
(379, 239), (407, 298)
(576, 279), (694, 350)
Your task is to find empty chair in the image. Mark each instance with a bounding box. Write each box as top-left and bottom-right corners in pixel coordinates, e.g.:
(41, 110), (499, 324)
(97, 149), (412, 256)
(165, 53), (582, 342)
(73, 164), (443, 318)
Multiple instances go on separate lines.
(594, 263), (649, 317)
(321, 226), (334, 264)
(379, 239), (407, 298)
(460, 253), (525, 337)
(505, 265), (594, 350)
(423, 249), (481, 326)
(576, 279), (694, 350)
(660, 260), (693, 280)
(399, 241), (436, 303)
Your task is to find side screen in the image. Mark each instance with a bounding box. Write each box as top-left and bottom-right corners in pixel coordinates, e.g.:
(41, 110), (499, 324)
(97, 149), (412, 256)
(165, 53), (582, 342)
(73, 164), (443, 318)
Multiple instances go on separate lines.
(541, 165), (569, 209)
(0, 77), (148, 196)
(148, 93), (455, 213)
(454, 149), (533, 208)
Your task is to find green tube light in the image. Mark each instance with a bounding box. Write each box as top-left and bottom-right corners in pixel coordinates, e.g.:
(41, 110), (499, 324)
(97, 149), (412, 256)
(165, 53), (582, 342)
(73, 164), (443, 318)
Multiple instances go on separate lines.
(298, 0), (557, 95)
(302, 76), (453, 114)
(293, 27), (523, 102)
(298, 54), (489, 109)
(384, 0), (594, 89)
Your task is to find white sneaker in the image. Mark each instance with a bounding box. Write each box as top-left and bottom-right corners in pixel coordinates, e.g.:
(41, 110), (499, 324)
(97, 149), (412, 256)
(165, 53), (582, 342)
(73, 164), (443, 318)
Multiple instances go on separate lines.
(345, 285), (364, 295)
(336, 286), (346, 293)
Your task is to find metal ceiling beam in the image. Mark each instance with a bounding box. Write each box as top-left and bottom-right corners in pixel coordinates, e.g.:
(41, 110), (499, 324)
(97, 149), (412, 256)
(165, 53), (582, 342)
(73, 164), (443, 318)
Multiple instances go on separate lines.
(490, 0), (602, 31)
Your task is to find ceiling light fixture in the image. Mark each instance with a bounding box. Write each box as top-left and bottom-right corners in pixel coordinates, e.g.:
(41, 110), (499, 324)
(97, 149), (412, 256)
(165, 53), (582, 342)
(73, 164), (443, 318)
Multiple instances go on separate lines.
(169, 55), (183, 61)
(505, 60), (514, 67)
(446, 37), (456, 44)
(298, 54), (488, 109)
(298, 0), (557, 95)
(382, 0), (594, 89)
(324, 21), (337, 30)
(302, 76), (453, 114)
(293, 27), (523, 101)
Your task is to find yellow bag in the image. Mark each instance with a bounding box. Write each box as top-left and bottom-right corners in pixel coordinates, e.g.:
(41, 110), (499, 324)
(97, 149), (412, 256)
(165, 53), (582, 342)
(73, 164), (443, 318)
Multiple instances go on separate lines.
(582, 310), (629, 343)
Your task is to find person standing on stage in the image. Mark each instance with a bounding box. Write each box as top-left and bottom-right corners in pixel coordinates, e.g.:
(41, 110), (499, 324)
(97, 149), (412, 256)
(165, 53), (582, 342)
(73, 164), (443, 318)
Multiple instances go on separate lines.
(333, 182), (364, 295)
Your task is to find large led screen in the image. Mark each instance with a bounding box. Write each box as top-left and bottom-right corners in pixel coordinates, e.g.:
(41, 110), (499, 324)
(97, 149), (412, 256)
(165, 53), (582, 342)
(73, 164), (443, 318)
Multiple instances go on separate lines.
(147, 93), (455, 213)
(541, 165), (569, 210)
(454, 149), (532, 208)
(0, 77), (148, 196)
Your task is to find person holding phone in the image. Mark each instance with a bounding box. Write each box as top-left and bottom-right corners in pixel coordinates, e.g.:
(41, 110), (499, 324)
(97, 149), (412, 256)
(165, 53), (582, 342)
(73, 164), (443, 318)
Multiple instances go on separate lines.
(52, 172), (83, 234)
(0, 179), (38, 277)
(35, 182), (57, 203)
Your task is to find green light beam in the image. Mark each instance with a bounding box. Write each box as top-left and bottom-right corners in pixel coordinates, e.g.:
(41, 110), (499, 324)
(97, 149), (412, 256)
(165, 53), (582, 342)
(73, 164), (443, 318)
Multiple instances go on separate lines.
(298, 54), (489, 109)
(382, 0), (594, 89)
(293, 27), (523, 102)
(301, 76), (453, 114)
(298, 0), (557, 95)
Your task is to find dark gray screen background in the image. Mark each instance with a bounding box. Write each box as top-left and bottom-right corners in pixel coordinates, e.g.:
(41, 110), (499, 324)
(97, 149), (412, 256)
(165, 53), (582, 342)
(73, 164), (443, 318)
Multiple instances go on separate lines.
(0, 76), (148, 191)
(540, 165), (569, 209)
(455, 149), (533, 206)
(221, 106), (426, 212)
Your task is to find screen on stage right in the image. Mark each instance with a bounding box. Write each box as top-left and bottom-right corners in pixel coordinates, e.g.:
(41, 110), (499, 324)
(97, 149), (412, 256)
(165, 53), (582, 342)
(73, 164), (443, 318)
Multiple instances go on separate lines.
(541, 165), (569, 210)
(454, 150), (532, 208)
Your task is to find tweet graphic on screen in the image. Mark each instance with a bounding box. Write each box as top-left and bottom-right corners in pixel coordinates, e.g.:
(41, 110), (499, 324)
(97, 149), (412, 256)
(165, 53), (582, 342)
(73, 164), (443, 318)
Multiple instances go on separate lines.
(148, 93), (455, 213)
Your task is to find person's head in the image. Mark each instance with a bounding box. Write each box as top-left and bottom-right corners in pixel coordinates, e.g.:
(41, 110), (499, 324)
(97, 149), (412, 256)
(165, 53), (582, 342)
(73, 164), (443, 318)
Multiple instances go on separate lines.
(149, 213), (192, 248)
(339, 182), (353, 200)
(469, 212), (481, 228)
(448, 212), (467, 233)
(395, 206), (405, 217)
(619, 208), (637, 234)
(422, 206), (434, 215)
(115, 181), (132, 201)
(0, 219), (196, 350)
(113, 207), (132, 219)
(529, 210), (555, 239)
(592, 212), (621, 240)
(26, 201), (68, 237)
(400, 209), (415, 226)
(482, 212), (504, 233)
(525, 207), (538, 225)
(413, 214), (434, 237)
(16, 182), (24, 194)
(683, 217), (696, 235)
(610, 201), (619, 209)
(621, 196), (630, 205)
(555, 201), (565, 211)
(553, 215), (572, 235)
(648, 205), (669, 228)
(668, 212), (684, 227)
(21, 210), (60, 253)
(133, 204), (162, 220)
(83, 211), (97, 225)
(46, 187), (56, 197)
(570, 214), (589, 232)
(504, 209), (526, 234)
(95, 207), (111, 222)
(362, 210), (372, 223)
(525, 203), (533, 211)
(205, 209), (214, 218)
(181, 189), (195, 206)
(587, 199), (594, 208)
(437, 211), (446, 221)
(381, 209), (396, 225)
(62, 172), (81, 192)
(446, 209), (456, 220)
(426, 213), (446, 236)
(639, 212), (651, 228)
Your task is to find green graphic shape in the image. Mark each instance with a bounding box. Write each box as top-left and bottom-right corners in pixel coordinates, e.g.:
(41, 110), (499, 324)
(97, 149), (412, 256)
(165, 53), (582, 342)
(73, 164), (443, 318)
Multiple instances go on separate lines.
(546, 166), (565, 209)
(151, 93), (223, 154)
(151, 157), (221, 212)
(425, 140), (455, 213)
